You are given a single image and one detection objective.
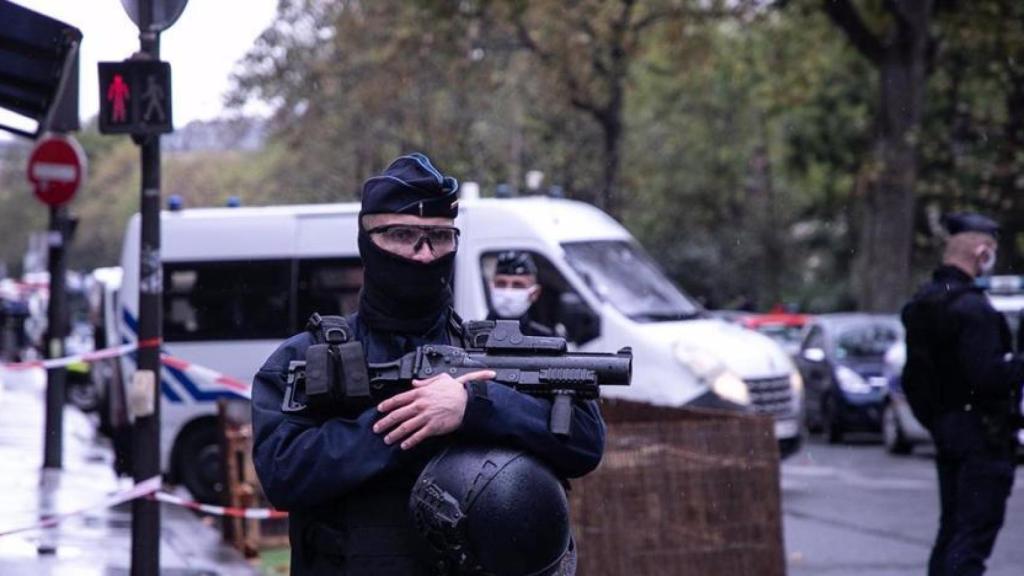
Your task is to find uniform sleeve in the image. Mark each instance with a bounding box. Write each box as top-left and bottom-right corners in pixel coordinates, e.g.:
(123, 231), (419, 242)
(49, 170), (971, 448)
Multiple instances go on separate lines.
(954, 298), (1024, 401)
(250, 335), (408, 510)
(458, 381), (606, 479)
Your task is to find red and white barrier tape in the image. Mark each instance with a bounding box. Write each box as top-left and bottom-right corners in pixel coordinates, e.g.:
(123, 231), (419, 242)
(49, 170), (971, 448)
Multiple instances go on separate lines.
(0, 339), (250, 399)
(0, 338), (162, 371)
(0, 476), (161, 538)
(160, 355), (251, 399)
(151, 492), (288, 520)
(0, 475), (288, 538)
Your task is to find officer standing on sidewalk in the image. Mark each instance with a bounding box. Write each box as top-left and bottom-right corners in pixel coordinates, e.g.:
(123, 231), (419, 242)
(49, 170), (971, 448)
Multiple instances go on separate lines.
(902, 212), (1023, 576)
(250, 153), (605, 575)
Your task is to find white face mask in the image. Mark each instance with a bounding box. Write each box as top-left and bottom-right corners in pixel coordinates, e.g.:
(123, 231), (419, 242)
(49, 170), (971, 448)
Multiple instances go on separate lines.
(979, 247), (997, 276)
(491, 287), (535, 318)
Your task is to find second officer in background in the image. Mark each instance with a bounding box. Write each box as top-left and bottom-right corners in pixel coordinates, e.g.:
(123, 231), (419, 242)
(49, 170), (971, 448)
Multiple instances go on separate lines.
(902, 212), (1023, 576)
(487, 250), (555, 337)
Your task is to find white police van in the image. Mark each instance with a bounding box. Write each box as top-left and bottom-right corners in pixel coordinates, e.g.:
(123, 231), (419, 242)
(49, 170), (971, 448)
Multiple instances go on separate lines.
(115, 195), (804, 501)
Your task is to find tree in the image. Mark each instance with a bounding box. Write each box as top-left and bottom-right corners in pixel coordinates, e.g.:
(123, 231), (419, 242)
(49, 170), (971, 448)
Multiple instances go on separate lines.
(624, 3), (871, 310)
(822, 0), (955, 311)
(505, 0), (745, 218)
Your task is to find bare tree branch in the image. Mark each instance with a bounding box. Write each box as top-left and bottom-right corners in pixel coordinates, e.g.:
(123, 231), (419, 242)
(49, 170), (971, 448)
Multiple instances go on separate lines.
(512, 14), (552, 63)
(823, 0), (884, 66)
(631, 6), (740, 32)
(884, 0), (913, 30)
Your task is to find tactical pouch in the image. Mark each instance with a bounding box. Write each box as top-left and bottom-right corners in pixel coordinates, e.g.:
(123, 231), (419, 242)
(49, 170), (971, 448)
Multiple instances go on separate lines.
(282, 313), (370, 414)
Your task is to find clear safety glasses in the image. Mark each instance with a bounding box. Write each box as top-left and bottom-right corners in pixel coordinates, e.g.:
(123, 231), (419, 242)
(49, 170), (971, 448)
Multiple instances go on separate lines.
(366, 224), (461, 258)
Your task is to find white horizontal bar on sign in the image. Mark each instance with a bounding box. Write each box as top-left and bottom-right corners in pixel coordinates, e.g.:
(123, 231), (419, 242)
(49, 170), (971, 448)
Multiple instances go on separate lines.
(31, 163), (77, 182)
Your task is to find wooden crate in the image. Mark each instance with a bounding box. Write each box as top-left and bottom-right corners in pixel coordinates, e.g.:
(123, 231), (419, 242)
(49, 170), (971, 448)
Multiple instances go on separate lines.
(218, 399), (289, 557)
(569, 400), (785, 576)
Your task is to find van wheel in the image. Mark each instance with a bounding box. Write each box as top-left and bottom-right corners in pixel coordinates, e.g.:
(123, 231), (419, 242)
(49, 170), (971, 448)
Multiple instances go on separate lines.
(883, 402), (913, 455)
(175, 421), (224, 504)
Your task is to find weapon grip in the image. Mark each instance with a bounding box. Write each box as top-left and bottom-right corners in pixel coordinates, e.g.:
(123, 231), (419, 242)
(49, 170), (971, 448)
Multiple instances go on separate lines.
(550, 394), (573, 436)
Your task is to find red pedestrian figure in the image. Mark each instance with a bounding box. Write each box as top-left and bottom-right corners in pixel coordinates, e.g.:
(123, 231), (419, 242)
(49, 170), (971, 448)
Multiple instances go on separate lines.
(107, 74), (130, 123)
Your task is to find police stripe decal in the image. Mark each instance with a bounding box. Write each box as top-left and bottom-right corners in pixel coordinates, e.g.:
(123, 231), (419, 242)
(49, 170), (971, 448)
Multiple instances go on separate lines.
(120, 308), (246, 403)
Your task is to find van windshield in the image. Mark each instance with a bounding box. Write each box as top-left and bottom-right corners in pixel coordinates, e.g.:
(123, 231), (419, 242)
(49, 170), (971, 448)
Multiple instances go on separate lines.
(562, 240), (701, 322)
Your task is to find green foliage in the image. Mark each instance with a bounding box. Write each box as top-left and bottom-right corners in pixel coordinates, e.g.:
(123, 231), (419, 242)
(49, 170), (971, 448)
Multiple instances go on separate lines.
(0, 140), (46, 275)
(3, 0), (1022, 314)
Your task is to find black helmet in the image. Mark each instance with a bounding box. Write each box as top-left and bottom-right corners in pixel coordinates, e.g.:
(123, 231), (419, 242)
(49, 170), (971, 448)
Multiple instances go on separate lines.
(409, 444), (571, 575)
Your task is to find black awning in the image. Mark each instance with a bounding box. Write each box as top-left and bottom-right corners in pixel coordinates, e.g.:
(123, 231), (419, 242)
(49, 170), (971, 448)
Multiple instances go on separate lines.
(0, 0), (82, 138)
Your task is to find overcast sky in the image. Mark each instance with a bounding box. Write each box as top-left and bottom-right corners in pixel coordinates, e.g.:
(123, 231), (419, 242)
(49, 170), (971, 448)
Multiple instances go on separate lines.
(4, 0), (278, 134)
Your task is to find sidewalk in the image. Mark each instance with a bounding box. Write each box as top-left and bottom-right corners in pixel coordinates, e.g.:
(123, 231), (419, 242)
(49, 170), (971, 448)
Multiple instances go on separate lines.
(0, 367), (259, 575)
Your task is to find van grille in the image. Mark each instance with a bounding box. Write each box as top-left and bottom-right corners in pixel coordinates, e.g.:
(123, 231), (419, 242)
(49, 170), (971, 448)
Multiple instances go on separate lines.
(745, 376), (794, 418)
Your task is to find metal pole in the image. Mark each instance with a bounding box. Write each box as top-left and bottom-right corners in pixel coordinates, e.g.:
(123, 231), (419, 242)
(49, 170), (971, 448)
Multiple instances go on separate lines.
(42, 205), (68, 470)
(131, 3), (162, 574)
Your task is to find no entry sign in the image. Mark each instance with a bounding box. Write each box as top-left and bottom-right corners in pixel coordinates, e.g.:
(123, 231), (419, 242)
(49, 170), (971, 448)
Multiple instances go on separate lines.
(26, 134), (86, 207)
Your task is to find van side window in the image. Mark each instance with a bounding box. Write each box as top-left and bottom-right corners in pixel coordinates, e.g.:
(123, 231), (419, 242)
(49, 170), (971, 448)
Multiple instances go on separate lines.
(296, 258), (364, 320)
(164, 260), (292, 341)
(480, 251), (600, 345)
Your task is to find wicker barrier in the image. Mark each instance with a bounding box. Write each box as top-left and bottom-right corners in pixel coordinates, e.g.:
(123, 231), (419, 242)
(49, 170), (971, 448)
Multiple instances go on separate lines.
(214, 398), (785, 573)
(570, 400), (785, 576)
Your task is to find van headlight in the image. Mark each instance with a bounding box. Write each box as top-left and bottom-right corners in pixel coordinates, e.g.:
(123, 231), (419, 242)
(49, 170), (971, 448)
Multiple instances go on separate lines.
(674, 343), (750, 405)
(711, 372), (750, 405)
(789, 370), (804, 395)
(835, 365), (871, 394)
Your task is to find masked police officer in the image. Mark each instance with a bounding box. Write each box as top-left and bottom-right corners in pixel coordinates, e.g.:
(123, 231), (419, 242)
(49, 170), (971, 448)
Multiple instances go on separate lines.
(487, 250), (555, 337)
(251, 153), (606, 575)
(902, 212), (1023, 576)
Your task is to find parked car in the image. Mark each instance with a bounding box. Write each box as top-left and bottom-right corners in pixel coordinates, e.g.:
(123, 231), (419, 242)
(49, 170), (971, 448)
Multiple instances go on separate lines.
(883, 275), (1024, 455)
(795, 313), (904, 443)
(740, 313), (811, 357)
(880, 342), (929, 454)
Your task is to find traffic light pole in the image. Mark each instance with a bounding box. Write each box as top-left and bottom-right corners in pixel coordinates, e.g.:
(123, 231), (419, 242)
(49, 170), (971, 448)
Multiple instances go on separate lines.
(42, 206), (68, 470)
(130, 4), (162, 575)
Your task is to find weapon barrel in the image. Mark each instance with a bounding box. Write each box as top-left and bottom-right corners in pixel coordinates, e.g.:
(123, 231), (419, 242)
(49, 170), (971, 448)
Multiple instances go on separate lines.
(467, 348), (632, 386)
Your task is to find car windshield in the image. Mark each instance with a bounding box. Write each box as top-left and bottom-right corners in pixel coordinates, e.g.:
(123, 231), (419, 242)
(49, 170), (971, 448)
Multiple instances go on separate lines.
(562, 240), (700, 322)
(834, 321), (903, 361)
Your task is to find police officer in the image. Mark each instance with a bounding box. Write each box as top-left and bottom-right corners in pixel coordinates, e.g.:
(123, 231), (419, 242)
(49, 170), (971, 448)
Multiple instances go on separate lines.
(251, 153), (606, 575)
(487, 250), (555, 337)
(902, 212), (1023, 576)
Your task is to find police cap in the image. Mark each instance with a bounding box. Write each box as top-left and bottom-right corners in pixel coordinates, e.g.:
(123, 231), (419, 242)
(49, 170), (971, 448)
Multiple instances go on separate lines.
(495, 250), (538, 276)
(360, 153), (459, 219)
(943, 212), (1000, 239)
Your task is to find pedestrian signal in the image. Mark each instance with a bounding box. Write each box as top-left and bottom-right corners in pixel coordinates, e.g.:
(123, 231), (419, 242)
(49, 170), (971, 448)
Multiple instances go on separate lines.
(98, 60), (173, 135)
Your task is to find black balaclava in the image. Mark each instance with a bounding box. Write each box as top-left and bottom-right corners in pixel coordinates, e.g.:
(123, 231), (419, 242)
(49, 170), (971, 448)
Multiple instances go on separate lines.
(357, 153), (460, 333)
(357, 225), (455, 333)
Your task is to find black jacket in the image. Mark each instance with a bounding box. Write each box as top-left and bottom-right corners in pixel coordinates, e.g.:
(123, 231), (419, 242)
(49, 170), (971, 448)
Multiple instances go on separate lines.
(903, 266), (1023, 423)
(251, 310), (606, 575)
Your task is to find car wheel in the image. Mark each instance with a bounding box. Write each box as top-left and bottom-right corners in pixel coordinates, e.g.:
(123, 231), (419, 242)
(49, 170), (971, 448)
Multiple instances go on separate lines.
(805, 410), (823, 435)
(175, 421), (225, 504)
(882, 402), (913, 455)
(824, 394), (844, 444)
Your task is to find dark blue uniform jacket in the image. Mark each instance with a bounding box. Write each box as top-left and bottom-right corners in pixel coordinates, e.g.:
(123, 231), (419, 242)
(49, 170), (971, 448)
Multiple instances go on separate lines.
(911, 266), (1024, 414)
(251, 311), (606, 574)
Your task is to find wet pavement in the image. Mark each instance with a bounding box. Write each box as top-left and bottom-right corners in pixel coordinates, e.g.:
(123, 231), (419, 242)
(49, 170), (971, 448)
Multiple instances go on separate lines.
(784, 434), (1024, 576)
(0, 367), (258, 576)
